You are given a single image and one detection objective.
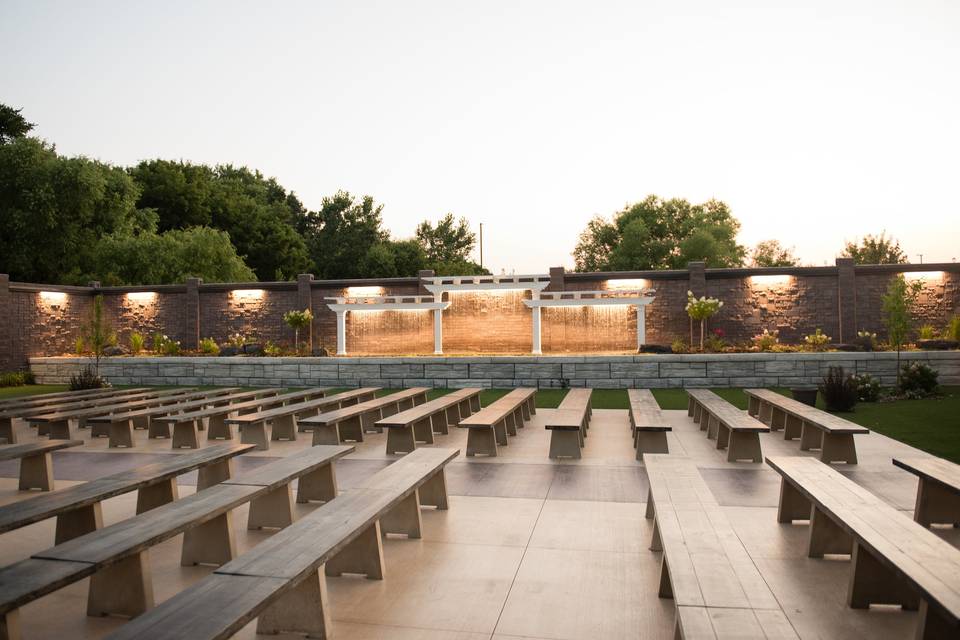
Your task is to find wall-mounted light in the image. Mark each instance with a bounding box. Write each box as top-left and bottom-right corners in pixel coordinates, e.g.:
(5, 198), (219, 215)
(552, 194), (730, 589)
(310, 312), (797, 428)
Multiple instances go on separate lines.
(126, 292), (156, 303)
(903, 271), (944, 283)
(607, 278), (647, 290)
(750, 274), (793, 287)
(231, 289), (265, 301)
(346, 286), (384, 296)
(39, 291), (67, 303)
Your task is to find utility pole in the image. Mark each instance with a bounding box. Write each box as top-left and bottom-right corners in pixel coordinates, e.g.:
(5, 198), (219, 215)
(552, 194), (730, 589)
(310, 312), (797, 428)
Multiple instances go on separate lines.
(479, 223), (484, 269)
(917, 254), (924, 264)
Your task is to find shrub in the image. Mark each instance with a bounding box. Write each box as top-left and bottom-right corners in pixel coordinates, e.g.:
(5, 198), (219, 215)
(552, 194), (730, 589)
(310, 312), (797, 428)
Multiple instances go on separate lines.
(264, 340), (284, 357)
(947, 316), (960, 342)
(704, 328), (726, 353)
(670, 337), (689, 354)
(803, 328), (831, 352)
(851, 373), (881, 402)
(199, 337), (220, 356)
(226, 333), (249, 349)
(151, 332), (166, 354)
(69, 366), (110, 390)
(283, 308), (313, 354)
(161, 339), (182, 356)
(898, 362), (939, 397)
(128, 331), (145, 355)
(0, 371), (30, 387)
(853, 330), (877, 352)
(74, 336), (85, 356)
(819, 366), (858, 412)
(918, 325), (937, 340)
(752, 328), (779, 352)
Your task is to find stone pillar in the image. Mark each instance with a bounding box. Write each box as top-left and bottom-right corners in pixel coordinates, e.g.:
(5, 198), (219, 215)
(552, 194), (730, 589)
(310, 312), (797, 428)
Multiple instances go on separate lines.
(185, 278), (202, 350)
(531, 306), (542, 355)
(433, 308), (443, 355)
(0, 274), (14, 371)
(836, 258), (856, 343)
(335, 310), (347, 356)
(636, 305), (646, 349)
(297, 274), (314, 353)
(687, 262), (706, 297)
(549, 266), (565, 291)
(418, 269), (435, 297)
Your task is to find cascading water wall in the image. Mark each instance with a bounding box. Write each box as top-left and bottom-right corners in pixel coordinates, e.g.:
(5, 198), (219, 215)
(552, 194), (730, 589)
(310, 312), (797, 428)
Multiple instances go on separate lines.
(541, 304), (636, 353)
(346, 309), (434, 355)
(441, 290), (533, 354)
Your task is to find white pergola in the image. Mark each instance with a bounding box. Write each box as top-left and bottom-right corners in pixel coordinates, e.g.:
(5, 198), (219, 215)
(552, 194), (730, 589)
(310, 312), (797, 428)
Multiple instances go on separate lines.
(325, 295), (450, 356)
(522, 289), (656, 353)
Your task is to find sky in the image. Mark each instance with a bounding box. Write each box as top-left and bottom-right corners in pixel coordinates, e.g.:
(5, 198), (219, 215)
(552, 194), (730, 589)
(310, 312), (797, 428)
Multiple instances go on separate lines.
(2, 0), (958, 273)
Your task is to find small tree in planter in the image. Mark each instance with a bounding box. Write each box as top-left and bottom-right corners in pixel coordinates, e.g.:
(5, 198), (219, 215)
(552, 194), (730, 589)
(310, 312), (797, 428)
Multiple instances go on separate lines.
(79, 295), (116, 385)
(685, 291), (723, 351)
(283, 308), (314, 354)
(882, 274), (922, 388)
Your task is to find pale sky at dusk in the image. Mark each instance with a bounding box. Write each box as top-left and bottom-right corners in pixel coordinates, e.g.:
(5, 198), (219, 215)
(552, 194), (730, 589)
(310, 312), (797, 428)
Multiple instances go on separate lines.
(2, 0), (958, 274)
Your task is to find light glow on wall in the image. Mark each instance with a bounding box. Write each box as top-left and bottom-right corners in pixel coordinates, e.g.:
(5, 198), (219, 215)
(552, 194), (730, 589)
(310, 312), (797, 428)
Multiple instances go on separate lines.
(126, 291), (156, 303)
(903, 271), (944, 283)
(39, 291), (67, 303)
(607, 278), (647, 290)
(231, 289), (265, 301)
(346, 286), (384, 296)
(750, 274), (793, 287)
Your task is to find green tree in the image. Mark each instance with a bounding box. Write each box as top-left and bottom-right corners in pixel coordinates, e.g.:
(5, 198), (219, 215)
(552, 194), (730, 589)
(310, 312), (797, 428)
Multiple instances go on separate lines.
(82, 295), (117, 378)
(750, 240), (799, 267)
(0, 137), (144, 283)
(843, 232), (907, 265)
(298, 191), (390, 279)
(573, 195), (746, 271)
(0, 103), (35, 143)
(882, 274), (923, 386)
(416, 214), (475, 263)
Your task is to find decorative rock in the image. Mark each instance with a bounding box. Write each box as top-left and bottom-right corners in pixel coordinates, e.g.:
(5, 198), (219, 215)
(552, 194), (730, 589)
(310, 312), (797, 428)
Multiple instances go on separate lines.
(219, 346), (240, 357)
(917, 339), (959, 351)
(242, 343), (264, 356)
(103, 346), (126, 356)
(639, 344), (672, 354)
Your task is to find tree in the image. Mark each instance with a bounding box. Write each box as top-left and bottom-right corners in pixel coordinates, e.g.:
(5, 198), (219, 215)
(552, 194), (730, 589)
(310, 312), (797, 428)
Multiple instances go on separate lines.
(843, 232), (907, 265)
(82, 295), (117, 378)
(298, 191), (390, 279)
(573, 195), (746, 271)
(416, 214), (476, 263)
(882, 274), (923, 387)
(282, 308), (313, 353)
(0, 103), (35, 143)
(750, 240), (799, 267)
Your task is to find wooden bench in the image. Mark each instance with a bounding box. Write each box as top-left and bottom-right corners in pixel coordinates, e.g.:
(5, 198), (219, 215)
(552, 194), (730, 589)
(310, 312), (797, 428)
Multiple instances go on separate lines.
(377, 388), (481, 455)
(103, 447), (459, 640)
(0, 445), (353, 631)
(225, 388), (378, 451)
(628, 389), (670, 459)
(545, 388), (592, 459)
(0, 442), (254, 545)
(459, 388), (537, 456)
(0, 387), (128, 410)
(150, 387), (331, 444)
(687, 390), (769, 463)
(893, 457), (960, 527)
(767, 456), (960, 639)
(745, 388), (869, 464)
(645, 455), (798, 639)
(0, 441), (83, 491)
(303, 387), (430, 446)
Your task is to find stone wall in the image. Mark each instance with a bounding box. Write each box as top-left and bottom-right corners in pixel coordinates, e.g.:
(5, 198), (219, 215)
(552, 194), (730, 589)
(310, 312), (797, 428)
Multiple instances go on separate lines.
(29, 351), (960, 388)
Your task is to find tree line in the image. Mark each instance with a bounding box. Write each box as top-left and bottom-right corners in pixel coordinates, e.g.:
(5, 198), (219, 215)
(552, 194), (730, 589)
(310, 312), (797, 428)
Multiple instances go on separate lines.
(0, 104), (485, 285)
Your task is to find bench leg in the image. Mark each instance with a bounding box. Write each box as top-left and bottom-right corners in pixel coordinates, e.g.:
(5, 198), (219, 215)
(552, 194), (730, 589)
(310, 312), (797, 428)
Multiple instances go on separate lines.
(386, 426), (417, 455)
(727, 431), (762, 463)
(206, 414), (232, 440)
(783, 415), (803, 440)
(770, 408), (786, 431)
(361, 411), (380, 433)
(493, 420), (509, 446)
(636, 431), (669, 459)
(55, 502), (104, 544)
(777, 479), (812, 523)
(241, 422), (270, 451)
(658, 556), (673, 599)
(132, 415), (150, 431)
(413, 418), (435, 444)
(549, 430), (581, 459)
(747, 396), (759, 417)
(87, 551), (154, 618)
(430, 412), (449, 436)
(470, 395), (481, 412)
(521, 401), (532, 421)
(758, 402), (773, 425)
(380, 491), (422, 538)
(90, 420), (110, 439)
(338, 416), (364, 443)
(466, 427), (498, 457)
(687, 396), (695, 417)
(47, 419), (74, 440)
(807, 507), (852, 557)
(820, 432), (858, 464)
(247, 485), (295, 530)
(706, 416), (718, 440)
(847, 541), (919, 610)
(325, 521), (385, 579)
(715, 423), (729, 449)
(197, 458), (235, 490)
(108, 420), (135, 448)
(694, 404), (704, 427)
(506, 412), (518, 436)
(0, 418), (16, 444)
(257, 569), (332, 639)
(18, 452), (54, 491)
(916, 599), (954, 640)
(650, 517), (661, 552)
(1, 610), (20, 640)
(799, 423), (823, 451)
(914, 478), (960, 527)
(271, 414), (297, 441)
(645, 489), (655, 519)
(311, 423), (341, 446)
(297, 462), (338, 503)
(171, 421), (200, 449)
(419, 470), (449, 510)
(136, 478), (179, 514)
(147, 420), (171, 439)
(181, 512), (238, 566)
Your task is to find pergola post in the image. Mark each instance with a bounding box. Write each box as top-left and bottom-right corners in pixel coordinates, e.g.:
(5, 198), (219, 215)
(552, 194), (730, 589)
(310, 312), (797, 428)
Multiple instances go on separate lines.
(531, 306), (542, 355)
(433, 308), (443, 355)
(335, 310), (347, 356)
(637, 304), (646, 350)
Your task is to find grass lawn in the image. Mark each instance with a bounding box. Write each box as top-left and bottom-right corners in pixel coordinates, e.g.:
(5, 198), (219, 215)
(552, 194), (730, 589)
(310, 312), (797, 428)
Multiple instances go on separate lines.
(0, 384), (69, 399)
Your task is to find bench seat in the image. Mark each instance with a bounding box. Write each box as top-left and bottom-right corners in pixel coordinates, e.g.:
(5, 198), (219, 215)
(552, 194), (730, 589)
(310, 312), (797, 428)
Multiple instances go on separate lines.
(377, 388), (481, 455)
(0, 388), (151, 442)
(745, 389), (868, 464)
(767, 456), (960, 639)
(628, 389), (670, 459)
(459, 388), (536, 456)
(0, 441), (83, 491)
(894, 457), (960, 527)
(545, 389), (592, 459)
(687, 390), (769, 463)
(303, 387), (430, 446)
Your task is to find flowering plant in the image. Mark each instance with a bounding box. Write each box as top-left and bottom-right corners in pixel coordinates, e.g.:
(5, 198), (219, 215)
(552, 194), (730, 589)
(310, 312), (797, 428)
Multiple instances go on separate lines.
(685, 291), (723, 350)
(804, 328), (831, 351)
(752, 328), (779, 352)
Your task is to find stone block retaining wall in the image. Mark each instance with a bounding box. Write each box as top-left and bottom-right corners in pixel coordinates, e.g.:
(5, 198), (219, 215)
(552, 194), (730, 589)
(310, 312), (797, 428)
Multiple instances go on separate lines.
(30, 351), (960, 389)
